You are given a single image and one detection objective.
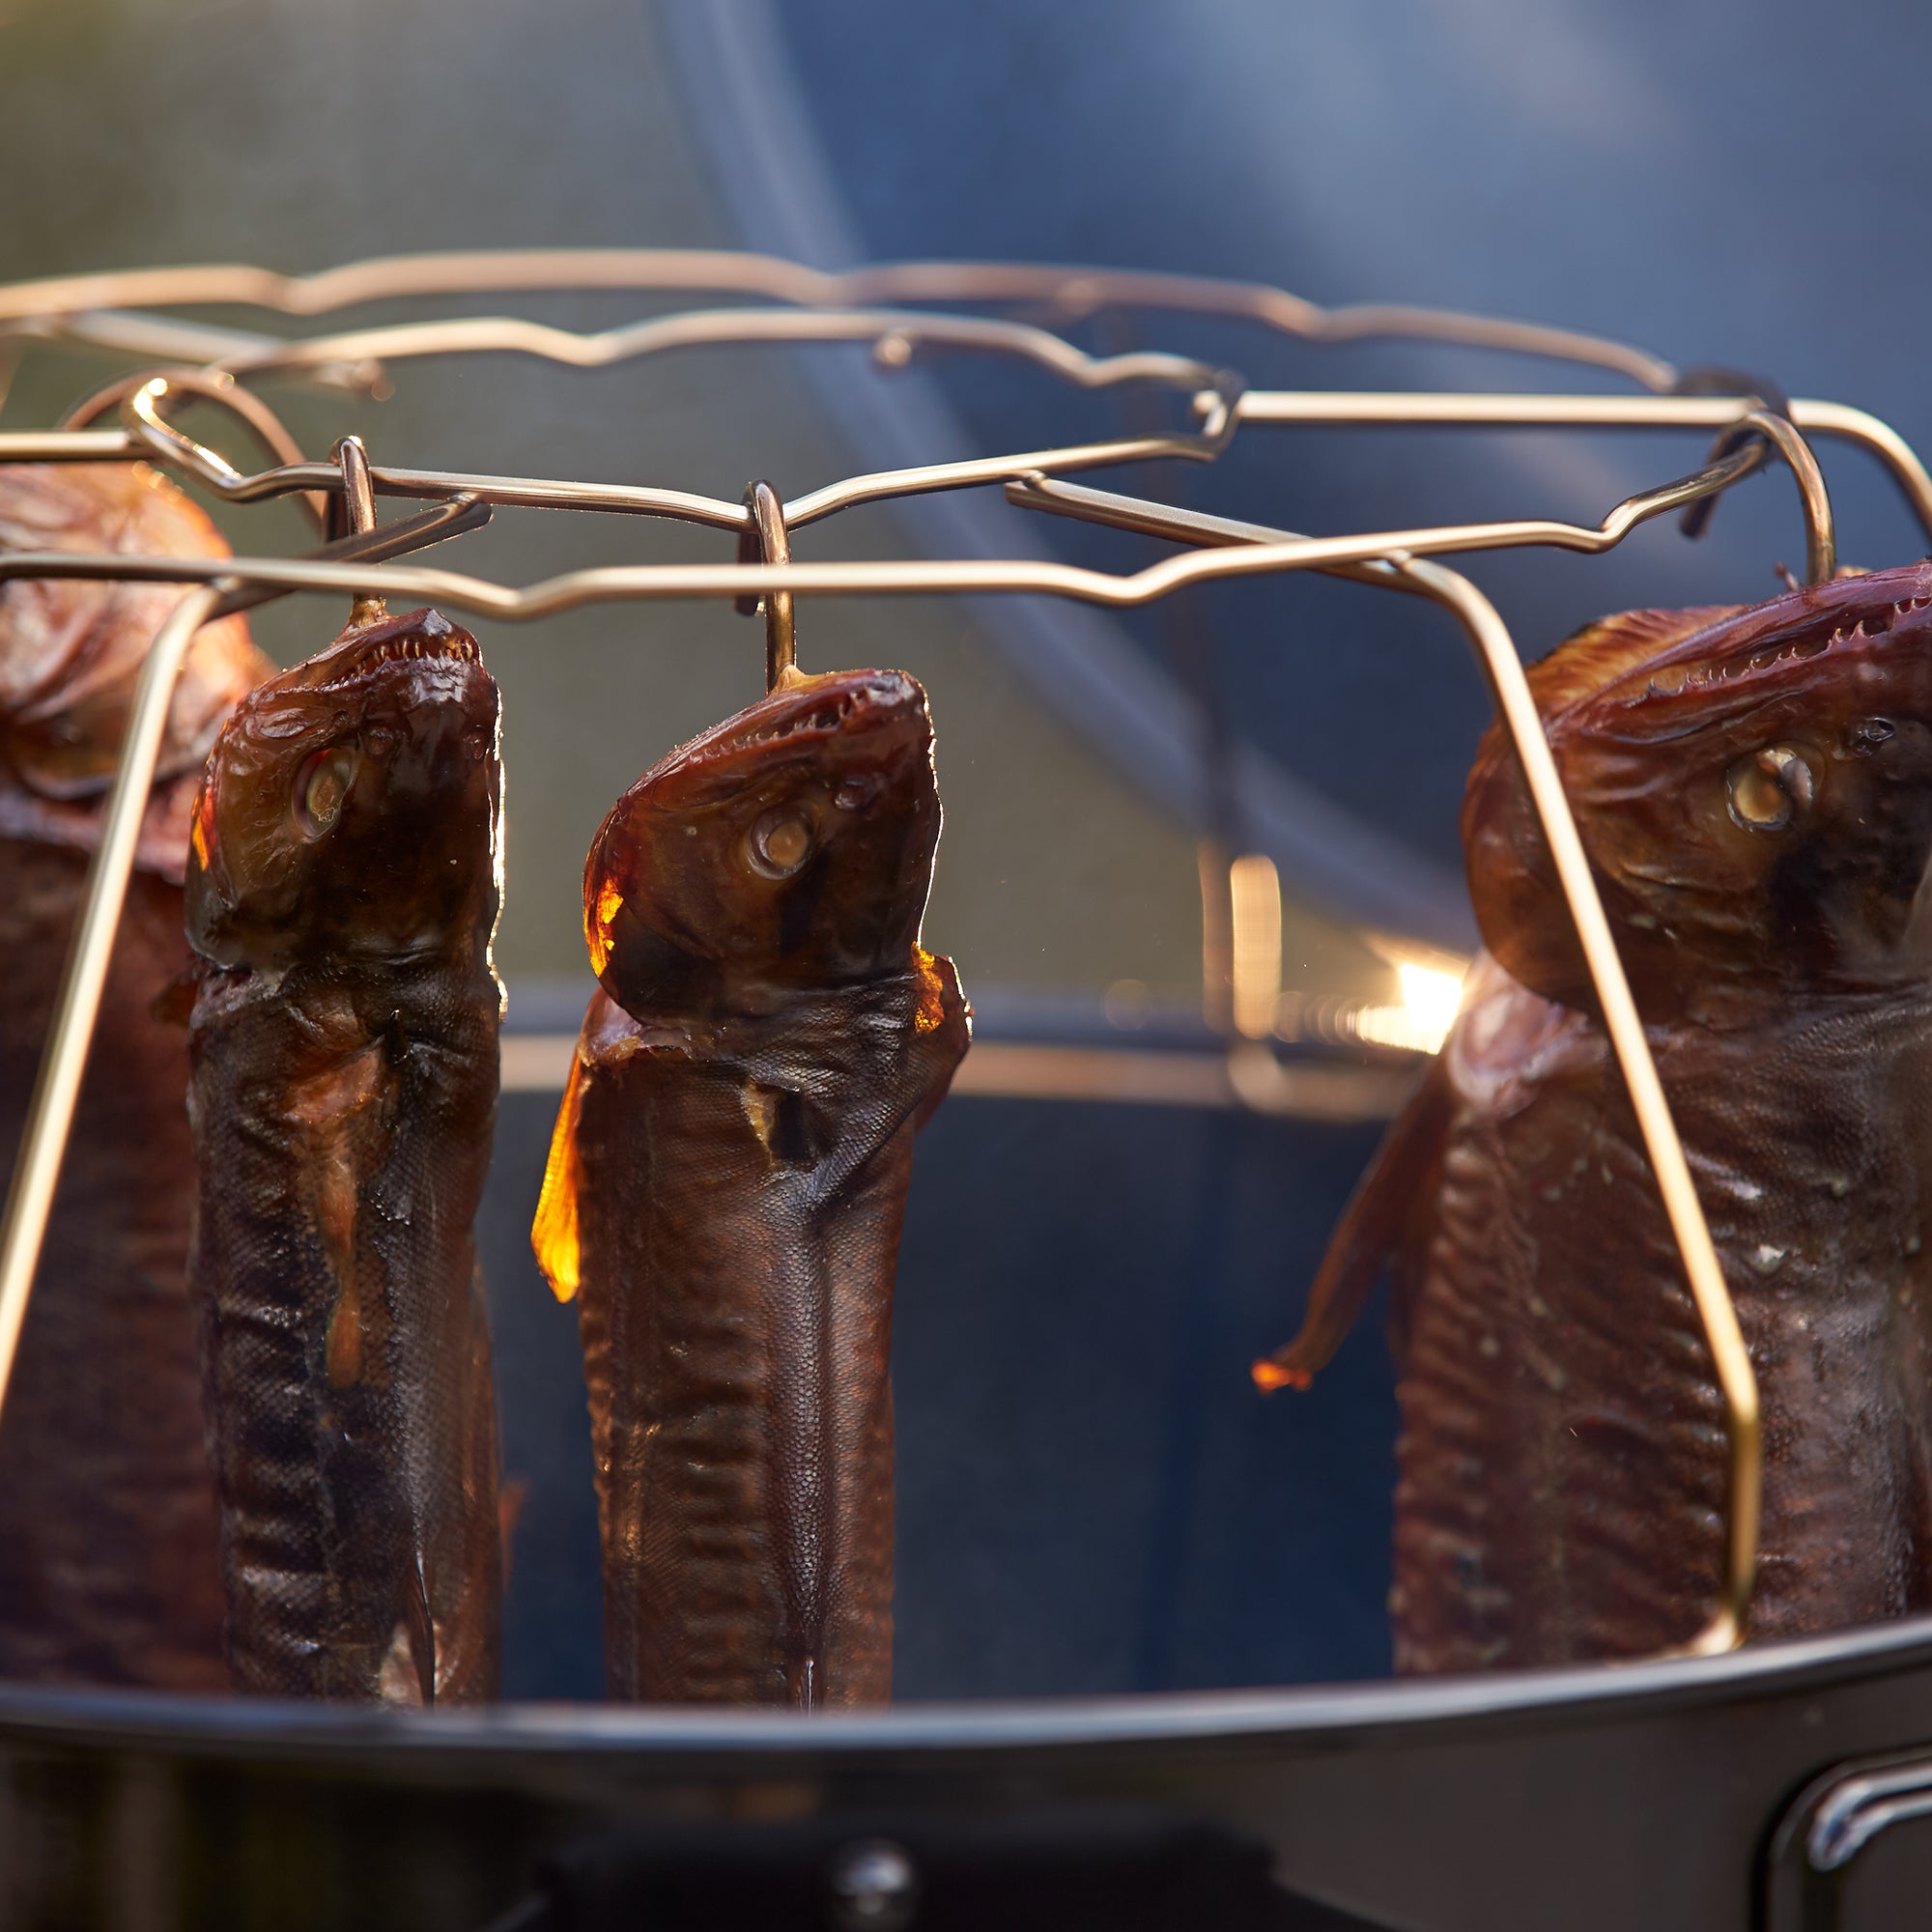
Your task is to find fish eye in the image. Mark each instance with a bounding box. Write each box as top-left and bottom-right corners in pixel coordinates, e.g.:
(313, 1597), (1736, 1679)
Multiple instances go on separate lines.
(295, 747), (358, 838)
(747, 810), (813, 878)
(1726, 745), (1814, 832)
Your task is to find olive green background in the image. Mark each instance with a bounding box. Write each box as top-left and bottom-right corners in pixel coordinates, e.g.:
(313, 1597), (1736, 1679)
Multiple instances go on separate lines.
(0, 0), (1390, 1009)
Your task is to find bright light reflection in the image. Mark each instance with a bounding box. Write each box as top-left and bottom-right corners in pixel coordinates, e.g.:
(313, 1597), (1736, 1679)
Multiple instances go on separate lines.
(1395, 960), (1466, 1046)
(1228, 853), (1282, 1040)
(1319, 958), (1468, 1056)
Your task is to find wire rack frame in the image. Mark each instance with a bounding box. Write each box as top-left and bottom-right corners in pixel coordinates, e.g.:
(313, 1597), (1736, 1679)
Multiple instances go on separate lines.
(0, 250), (1917, 1662)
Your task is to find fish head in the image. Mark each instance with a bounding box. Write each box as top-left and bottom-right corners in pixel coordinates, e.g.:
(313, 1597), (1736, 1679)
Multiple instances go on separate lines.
(586, 666), (941, 1012)
(1463, 561), (1932, 1018)
(0, 464), (267, 801)
(185, 607), (501, 972)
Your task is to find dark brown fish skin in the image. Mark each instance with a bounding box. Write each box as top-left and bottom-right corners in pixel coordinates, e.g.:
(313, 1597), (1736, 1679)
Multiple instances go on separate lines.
(0, 463), (268, 1690)
(1262, 562), (1932, 1670)
(533, 667), (969, 1707)
(185, 606), (503, 1702)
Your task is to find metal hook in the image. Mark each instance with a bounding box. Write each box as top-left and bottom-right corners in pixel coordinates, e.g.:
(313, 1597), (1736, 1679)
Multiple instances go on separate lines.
(330, 435), (378, 538)
(62, 369), (330, 530)
(331, 436), (386, 625)
(736, 480), (797, 688)
(1676, 384), (1837, 582)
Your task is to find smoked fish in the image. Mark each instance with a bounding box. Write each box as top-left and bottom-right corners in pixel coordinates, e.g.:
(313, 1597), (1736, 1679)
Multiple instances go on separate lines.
(0, 463), (268, 1690)
(533, 667), (969, 1707)
(1260, 564), (1932, 1670)
(185, 606), (504, 1701)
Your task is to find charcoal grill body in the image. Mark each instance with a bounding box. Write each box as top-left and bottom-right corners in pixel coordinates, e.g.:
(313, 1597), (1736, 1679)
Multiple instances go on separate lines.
(4, 1618), (1932, 1931)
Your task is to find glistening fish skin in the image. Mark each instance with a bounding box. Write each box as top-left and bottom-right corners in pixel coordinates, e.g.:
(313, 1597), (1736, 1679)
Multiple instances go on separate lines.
(533, 667), (969, 1707)
(0, 464), (268, 1690)
(1259, 564), (1932, 1670)
(186, 607), (504, 1702)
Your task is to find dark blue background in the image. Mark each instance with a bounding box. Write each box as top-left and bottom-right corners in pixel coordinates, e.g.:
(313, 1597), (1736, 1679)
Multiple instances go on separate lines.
(481, 1089), (1396, 1701)
(713, 0), (1932, 883)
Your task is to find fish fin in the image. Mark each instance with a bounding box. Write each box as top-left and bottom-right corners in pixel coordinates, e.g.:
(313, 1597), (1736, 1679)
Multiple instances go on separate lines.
(497, 1475), (530, 1585)
(531, 1045), (587, 1303)
(150, 965), (200, 1027)
(910, 949), (971, 1127)
(1254, 1050), (1454, 1393)
(375, 1556), (439, 1707)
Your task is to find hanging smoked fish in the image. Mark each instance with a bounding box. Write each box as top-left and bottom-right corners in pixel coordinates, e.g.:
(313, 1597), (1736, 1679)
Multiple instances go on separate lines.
(185, 605), (504, 1702)
(1258, 563), (1932, 1670)
(0, 463), (269, 1690)
(533, 666), (969, 1707)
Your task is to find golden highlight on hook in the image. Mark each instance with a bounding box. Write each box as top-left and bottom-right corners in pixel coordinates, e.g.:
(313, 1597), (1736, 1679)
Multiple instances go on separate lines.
(736, 480), (797, 690)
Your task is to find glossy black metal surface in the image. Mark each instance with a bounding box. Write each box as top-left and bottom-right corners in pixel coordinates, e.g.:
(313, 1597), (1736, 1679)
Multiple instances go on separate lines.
(1767, 1746), (1932, 1932)
(7, 1616), (1932, 1929)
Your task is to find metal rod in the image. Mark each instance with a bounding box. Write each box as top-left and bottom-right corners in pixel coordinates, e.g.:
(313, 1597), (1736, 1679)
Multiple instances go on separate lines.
(0, 249), (1679, 388)
(6, 385), (1918, 563)
(0, 430), (148, 463)
(1006, 440), (1771, 567)
(331, 435), (384, 623)
(1009, 479), (1762, 1654)
(117, 383), (754, 531)
(211, 494), (493, 619)
(1406, 560), (1760, 1658)
(1708, 410), (1836, 582)
(1232, 390), (1932, 543)
(207, 306), (1226, 400)
(0, 584), (228, 1430)
(737, 481), (796, 687)
(2, 309), (381, 392)
(108, 375), (1243, 535)
(332, 435), (378, 537)
(58, 368), (330, 529)
(0, 488), (1823, 613)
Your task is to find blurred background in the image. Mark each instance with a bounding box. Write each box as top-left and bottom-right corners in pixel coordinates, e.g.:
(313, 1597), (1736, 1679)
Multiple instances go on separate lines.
(2, 0), (1927, 1701)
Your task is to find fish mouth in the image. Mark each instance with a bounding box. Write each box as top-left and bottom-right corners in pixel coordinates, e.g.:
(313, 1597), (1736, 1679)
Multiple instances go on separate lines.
(1552, 565), (1932, 733)
(726, 668), (920, 746)
(665, 668), (927, 784)
(290, 608), (483, 694)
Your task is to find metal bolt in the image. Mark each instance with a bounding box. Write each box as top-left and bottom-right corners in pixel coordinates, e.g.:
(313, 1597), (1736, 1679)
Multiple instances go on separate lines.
(825, 1837), (919, 1932)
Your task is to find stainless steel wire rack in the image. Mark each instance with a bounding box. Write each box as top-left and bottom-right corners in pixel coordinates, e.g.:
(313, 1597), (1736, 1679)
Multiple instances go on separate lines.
(4, 246), (1925, 1663)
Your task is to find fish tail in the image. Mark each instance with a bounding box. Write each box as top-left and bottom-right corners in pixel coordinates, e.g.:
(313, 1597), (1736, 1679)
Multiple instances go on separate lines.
(787, 1655), (817, 1711)
(403, 1553), (437, 1704)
